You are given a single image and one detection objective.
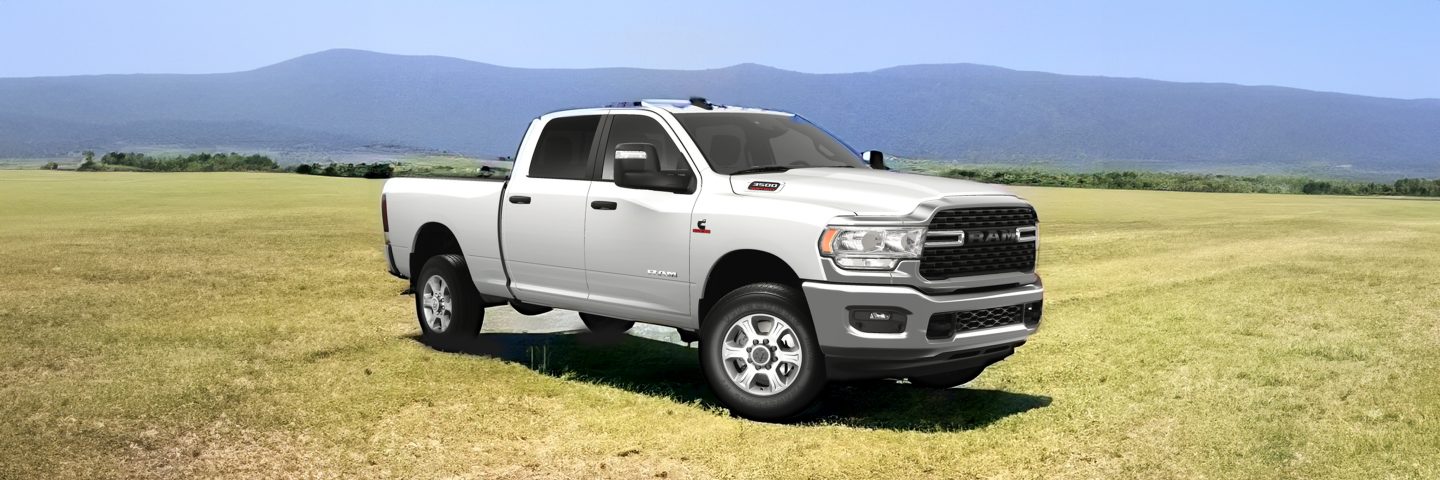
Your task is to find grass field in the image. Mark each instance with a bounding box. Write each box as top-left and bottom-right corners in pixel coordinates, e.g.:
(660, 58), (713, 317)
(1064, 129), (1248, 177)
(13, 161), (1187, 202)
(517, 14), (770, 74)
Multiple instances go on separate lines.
(2, 171), (1438, 479)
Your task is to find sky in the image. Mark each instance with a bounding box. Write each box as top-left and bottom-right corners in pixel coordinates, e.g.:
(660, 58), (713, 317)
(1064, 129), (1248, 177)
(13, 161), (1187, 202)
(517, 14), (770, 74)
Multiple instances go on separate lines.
(1, 0), (1437, 99)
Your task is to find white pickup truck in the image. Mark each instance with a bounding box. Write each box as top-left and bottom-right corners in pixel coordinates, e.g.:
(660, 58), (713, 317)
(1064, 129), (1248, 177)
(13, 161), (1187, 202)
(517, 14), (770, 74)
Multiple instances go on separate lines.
(381, 98), (1044, 421)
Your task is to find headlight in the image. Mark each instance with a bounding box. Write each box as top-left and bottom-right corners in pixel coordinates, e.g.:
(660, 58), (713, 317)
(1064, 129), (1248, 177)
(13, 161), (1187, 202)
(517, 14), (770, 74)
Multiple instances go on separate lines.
(818, 226), (925, 270)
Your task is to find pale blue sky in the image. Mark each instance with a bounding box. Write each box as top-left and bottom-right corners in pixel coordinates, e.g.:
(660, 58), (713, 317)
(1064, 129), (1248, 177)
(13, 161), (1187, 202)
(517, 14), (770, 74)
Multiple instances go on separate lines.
(1, 0), (1437, 98)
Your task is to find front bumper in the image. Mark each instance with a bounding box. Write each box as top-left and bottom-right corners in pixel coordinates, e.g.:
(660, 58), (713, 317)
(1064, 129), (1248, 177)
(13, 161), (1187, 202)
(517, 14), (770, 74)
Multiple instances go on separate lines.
(802, 280), (1043, 380)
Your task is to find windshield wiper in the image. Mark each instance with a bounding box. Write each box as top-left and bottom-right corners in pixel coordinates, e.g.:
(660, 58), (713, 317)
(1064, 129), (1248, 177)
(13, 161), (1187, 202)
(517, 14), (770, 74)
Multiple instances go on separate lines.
(728, 166), (791, 175)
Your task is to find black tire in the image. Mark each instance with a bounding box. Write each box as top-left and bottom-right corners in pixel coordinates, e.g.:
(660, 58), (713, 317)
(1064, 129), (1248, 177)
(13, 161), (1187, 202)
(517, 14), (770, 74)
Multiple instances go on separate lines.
(910, 366), (986, 389)
(579, 312), (634, 336)
(700, 283), (826, 422)
(414, 254), (484, 350)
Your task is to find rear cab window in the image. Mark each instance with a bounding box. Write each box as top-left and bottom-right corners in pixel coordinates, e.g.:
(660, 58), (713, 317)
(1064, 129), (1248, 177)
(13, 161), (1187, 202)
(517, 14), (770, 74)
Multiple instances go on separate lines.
(529, 115), (602, 180)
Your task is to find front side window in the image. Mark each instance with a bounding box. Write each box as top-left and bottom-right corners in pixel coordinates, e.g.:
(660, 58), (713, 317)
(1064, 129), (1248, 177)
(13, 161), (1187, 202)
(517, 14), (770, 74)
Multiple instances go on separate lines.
(673, 112), (865, 174)
(529, 115), (601, 180)
(599, 115), (689, 181)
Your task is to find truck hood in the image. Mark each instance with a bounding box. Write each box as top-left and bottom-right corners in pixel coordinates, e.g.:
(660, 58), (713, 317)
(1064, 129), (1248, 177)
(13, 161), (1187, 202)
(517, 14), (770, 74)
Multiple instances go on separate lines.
(727, 168), (1014, 215)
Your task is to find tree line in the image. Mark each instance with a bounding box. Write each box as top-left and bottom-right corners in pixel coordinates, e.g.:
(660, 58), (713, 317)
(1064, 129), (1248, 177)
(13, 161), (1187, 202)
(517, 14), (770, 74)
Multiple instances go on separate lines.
(936, 168), (1440, 197)
(292, 161), (507, 179)
(59, 151), (512, 180)
(291, 162), (395, 179)
(53, 151), (1439, 197)
(77, 151), (278, 172)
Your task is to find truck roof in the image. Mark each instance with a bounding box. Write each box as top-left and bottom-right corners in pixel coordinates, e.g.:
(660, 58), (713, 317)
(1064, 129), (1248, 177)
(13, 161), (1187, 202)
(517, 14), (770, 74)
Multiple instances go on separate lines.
(612, 97), (786, 113)
(541, 98), (790, 119)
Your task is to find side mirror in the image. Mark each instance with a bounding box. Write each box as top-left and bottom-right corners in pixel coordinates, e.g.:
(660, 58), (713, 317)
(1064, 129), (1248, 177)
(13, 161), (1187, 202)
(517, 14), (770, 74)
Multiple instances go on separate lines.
(614, 143), (694, 194)
(862, 150), (887, 170)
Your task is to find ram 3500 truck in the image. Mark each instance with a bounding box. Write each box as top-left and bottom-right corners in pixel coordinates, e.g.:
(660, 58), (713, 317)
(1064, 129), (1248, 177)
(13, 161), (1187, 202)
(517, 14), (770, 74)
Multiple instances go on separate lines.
(381, 98), (1044, 421)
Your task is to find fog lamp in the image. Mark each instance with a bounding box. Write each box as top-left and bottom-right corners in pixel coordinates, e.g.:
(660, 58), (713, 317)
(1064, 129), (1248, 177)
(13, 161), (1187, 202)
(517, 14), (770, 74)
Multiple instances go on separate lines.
(848, 308), (908, 334)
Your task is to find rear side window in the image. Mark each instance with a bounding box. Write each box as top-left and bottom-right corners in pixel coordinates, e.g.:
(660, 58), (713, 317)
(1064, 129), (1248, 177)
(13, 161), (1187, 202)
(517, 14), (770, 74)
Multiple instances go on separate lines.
(529, 115), (601, 180)
(599, 115), (689, 181)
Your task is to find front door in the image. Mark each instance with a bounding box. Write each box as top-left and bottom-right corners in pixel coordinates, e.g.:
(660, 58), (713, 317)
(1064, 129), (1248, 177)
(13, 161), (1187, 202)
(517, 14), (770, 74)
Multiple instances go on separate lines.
(583, 111), (699, 326)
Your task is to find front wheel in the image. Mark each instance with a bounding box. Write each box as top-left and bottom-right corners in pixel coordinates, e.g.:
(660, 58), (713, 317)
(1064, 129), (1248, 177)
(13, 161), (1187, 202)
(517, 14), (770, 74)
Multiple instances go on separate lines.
(414, 254), (483, 350)
(700, 283), (826, 422)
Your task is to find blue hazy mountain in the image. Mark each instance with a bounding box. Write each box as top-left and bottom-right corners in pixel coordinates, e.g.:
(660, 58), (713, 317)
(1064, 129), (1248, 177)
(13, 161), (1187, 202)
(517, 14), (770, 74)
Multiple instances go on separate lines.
(2, 48), (1437, 178)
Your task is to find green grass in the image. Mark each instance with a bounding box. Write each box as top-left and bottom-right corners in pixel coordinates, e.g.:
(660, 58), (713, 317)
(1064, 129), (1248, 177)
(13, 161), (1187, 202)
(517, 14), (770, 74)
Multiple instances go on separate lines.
(1, 171), (1438, 479)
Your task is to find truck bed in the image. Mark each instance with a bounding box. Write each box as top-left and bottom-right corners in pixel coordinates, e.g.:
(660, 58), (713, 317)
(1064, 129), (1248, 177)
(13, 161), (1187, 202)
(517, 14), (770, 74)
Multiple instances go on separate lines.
(382, 177), (510, 298)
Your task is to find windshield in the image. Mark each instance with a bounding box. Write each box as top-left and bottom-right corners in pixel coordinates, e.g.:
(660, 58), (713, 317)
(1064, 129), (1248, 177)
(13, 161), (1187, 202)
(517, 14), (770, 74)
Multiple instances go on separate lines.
(673, 112), (866, 174)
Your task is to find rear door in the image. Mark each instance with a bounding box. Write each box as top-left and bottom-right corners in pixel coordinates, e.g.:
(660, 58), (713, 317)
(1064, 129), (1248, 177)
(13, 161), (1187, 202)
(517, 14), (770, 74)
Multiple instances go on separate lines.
(500, 114), (603, 309)
(583, 111), (700, 325)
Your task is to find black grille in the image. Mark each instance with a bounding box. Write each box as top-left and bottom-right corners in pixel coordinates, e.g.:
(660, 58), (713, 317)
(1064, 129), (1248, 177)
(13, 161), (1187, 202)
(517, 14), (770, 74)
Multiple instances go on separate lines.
(920, 243), (1036, 278)
(921, 207), (1037, 279)
(927, 303), (1034, 340)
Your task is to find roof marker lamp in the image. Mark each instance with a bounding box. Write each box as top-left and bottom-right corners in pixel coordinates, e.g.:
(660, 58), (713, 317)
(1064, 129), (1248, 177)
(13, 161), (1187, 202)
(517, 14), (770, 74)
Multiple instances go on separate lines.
(819, 226), (925, 270)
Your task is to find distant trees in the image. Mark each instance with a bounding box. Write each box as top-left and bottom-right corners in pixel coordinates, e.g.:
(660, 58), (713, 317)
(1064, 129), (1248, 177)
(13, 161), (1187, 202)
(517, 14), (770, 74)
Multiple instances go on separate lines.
(290, 162), (394, 179)
(1300, 181), (1335, 195)
(95, 152), (278, 172)
(76, 151), (99, 171)
(41, 161), (60, 170)
(1392, 178), (1440, 197)
(69, 151), (280, 172)
(937, 167), (1440, 198)
(385, 159), (511, 179)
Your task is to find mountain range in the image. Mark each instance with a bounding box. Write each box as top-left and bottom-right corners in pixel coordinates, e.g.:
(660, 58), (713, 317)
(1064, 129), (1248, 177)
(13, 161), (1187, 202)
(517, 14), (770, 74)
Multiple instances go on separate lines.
(2, 48), (1437, 179)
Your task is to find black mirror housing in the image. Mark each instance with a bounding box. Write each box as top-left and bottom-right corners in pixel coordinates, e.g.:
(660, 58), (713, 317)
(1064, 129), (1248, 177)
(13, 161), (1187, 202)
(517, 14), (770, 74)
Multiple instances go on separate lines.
(614, 143), (694, 194)
(862, 150), (887, 170)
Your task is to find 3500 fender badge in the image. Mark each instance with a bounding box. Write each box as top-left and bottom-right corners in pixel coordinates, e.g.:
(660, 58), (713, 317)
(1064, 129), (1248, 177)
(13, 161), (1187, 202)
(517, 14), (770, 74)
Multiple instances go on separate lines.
(748, 181), (782, 191)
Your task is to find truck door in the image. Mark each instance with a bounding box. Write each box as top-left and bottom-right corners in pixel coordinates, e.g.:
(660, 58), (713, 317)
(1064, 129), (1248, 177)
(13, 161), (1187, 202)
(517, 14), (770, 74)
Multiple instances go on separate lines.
(500, 114), (603, 309)
(583, 111), (700, 326)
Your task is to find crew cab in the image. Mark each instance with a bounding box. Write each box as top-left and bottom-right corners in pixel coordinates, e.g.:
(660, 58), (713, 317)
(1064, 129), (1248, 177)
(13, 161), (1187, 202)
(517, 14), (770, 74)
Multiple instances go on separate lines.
(381, 98), (1044, 421)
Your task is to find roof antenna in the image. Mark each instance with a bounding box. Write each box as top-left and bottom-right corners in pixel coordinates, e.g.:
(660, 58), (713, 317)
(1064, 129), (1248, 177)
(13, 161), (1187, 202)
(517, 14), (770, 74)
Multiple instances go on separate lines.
(689, 96), (713, 110)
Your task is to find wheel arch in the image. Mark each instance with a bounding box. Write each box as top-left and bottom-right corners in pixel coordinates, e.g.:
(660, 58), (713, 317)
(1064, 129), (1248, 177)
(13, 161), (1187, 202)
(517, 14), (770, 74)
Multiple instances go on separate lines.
(410, 222), (466, 285)
(698, 249), (805, 325)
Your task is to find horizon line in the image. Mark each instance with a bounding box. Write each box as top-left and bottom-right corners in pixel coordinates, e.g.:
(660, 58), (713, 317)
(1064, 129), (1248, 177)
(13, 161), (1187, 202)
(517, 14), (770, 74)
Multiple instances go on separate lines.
(2, 47), (1437, 102)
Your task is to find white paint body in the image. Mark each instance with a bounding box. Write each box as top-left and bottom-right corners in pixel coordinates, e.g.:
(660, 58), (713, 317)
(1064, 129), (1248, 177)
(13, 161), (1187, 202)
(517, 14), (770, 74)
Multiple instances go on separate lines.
(381, 101), (1043, 360)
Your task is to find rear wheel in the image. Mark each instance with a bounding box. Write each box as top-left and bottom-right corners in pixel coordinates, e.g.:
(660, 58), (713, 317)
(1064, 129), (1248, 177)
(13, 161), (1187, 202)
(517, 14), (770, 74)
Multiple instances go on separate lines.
(579, 312), (633, 336)
(909, 366), (986, 389)
(700, 283), (826, 422)
(415, 254), (483, 350)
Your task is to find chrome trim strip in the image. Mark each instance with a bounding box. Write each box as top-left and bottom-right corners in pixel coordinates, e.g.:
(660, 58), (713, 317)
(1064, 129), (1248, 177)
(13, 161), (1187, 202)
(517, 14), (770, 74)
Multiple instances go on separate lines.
(924, 229), (965, 247)
(1016, 225), (1038, 243)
